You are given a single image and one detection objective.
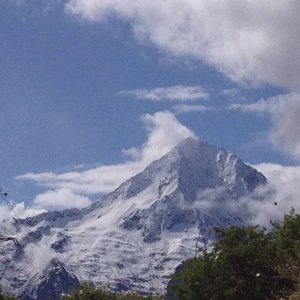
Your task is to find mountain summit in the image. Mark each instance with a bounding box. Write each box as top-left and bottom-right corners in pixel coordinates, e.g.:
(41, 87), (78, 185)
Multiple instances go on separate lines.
(106, 136), (265, 203)
(96, 136), (266, 243)
(1, 137), (266, 297)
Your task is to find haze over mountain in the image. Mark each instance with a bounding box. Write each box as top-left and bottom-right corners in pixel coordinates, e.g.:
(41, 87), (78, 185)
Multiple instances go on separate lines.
(0, 137), (266, 299)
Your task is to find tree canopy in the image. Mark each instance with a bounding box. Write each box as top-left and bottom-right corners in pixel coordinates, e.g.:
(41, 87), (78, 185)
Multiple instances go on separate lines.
(63, 282), (162, 300)
(0, 287), (18, 300)
(169, 211), (300, 300)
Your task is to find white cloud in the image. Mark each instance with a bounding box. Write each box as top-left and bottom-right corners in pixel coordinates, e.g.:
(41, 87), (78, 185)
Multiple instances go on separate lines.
(174, 104), (214, 114)
(0, 202), (46, 237)
(246, 163), (300, 226)
(33, 188), (91, 210)
(229, 93), (300, 160)
(10, 202), (47, 219)
(269, 99), (300, 160)
(16, 163), (141, 195)
(228, 94), (288, 113)
(136, 111), (195, 162)
(255, 163), (300, 185)
(65, 0), (300, 90)
(0, 187), (46, 220)
(17, 111), (194, 209)
(0, 205), (16, 235)
(24, 243), (56, 272)
(191, 163), (300, 227)
(221, 88), (240, 98)
(119, 85), (209, 102)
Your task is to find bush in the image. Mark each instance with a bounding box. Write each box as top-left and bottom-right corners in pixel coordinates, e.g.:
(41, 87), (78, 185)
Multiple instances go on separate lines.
(275, 210), (300, 265)
(0, 287), (18, 300)
(63, 283), (162, 300)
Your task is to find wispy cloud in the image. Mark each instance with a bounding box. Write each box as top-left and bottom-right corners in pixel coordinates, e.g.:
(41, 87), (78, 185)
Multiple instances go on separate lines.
(0, 202), (46, 226)
(221, 88), (240, 97)
(10, 202), (47, 218)
(173, 104), (215, 114)
(228, 95), (287, 113)
(229, 93), (300, 160)
(119, 85), (209, 102)
(17, 111), (194, 210)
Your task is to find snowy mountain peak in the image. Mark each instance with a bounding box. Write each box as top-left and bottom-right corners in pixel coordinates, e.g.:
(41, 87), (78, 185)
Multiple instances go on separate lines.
(1, 137), (267, 297)
(94, 136), (266, 244)
(103, 136), (266, 206)
(173, 136), (266, 199)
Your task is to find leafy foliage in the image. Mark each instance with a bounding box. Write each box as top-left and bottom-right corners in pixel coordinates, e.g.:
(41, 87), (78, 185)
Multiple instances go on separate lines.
(0, 287), (18, 300)
(170, 211), (300, 300)
(275, 209), (300, 264)
(63, 282), (162, 300)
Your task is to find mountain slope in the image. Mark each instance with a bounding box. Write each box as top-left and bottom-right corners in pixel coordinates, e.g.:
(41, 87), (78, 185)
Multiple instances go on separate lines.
(0, 137), (266, 297)
(21, 259), (79, 300)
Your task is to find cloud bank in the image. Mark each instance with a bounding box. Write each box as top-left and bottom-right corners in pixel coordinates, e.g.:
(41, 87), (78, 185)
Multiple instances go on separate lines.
(66, 0), (300, 90)
(33, 188), (91, 211)
(247, 163), (300, 226)
(193, 163), (300, 228)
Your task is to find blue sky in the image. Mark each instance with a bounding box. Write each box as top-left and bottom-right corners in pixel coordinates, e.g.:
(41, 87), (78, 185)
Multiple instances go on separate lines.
(1, 1), (300, 212)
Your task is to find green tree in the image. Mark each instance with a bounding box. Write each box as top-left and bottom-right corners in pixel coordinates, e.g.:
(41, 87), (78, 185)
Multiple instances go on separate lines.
(63, 283), (162, 300)
(275, 210), (300, 265)
(170, 223), (296, 300)
(62, 283), (116, 300)
(0, 287), (18, 300)
(212, 226), (290, 300)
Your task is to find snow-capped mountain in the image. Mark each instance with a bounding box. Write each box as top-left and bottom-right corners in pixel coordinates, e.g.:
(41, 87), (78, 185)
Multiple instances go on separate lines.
(0, 137), (266, 298)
